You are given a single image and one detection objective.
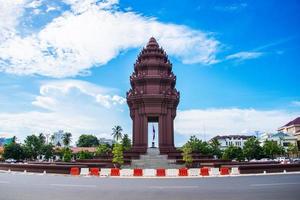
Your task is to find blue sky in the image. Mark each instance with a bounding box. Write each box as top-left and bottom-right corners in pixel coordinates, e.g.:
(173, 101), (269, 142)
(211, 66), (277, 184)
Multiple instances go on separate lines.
(0, 0), (299, 145)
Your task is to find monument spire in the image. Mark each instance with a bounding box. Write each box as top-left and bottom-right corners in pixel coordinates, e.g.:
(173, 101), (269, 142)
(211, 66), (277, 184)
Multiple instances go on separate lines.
(146, 37), (159, 48)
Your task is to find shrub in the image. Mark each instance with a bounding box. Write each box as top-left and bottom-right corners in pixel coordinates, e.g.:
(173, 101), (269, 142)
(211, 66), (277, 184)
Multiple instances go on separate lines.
(78, 150), (93, 159)
(112, 143), (124, 168)
(63, 148), (72, 162)
(222, 145), (244, 161)
(96, 144), (111, 156)
(181, 144), (193, 167)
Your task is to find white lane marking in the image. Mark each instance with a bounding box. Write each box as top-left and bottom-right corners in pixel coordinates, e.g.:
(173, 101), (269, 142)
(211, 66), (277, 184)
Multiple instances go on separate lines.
(251, 182), (300, 187)
(0, 181), (9, 184)
(50, 184), (96, 188)
(148, 186), (198, 189)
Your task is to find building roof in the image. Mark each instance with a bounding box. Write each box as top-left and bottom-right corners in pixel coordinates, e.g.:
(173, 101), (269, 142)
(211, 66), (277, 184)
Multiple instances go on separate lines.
(211, 135), (254, 140)
(70, 147), (97, 153)
(260, 132), (297, 140)
(272, 132), (294, 138)
(55, 147), (97, 153)
(283, 117), (300, 127)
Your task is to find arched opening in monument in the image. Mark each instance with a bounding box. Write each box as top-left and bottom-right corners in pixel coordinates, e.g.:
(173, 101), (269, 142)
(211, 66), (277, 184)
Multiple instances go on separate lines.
(147, 116), (159, 148)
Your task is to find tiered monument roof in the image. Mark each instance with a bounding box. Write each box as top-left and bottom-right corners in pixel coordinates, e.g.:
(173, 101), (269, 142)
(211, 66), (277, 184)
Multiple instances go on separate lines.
(127, 37), (179, 102)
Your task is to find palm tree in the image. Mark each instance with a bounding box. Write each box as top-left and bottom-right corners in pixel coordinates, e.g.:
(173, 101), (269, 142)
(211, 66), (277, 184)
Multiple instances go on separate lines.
(112, 126), (123, 142)
(12, 136), (17, 143)
(210, 138), (222, 158)
(211, 138), (221, 148)
(50, 134), (55, 145)
(38, 133), (46, 144)
(62, 132), (72, 147)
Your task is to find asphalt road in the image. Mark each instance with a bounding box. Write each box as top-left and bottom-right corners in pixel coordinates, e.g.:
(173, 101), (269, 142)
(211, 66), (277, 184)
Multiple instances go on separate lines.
(0, 173), (300, 200)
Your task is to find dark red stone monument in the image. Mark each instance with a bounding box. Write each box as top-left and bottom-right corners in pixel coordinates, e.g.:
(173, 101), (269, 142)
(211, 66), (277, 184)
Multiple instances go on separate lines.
(127, 37), (180, 154)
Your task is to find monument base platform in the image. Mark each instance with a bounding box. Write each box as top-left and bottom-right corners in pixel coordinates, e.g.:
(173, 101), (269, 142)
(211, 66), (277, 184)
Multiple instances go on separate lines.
(130, 148), (183, 169)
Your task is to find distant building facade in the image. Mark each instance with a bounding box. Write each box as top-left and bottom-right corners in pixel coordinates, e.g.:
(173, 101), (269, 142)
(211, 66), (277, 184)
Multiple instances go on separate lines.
(278, 117), (300, 148)
(99, 138), (115, 146)
(210, 135), (254, 150)
(0, 137), (13, 146)
(259, 132), (297, 150)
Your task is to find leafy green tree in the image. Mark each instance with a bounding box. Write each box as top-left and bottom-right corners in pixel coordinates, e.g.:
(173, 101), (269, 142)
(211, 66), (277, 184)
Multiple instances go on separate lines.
(3, 143), (24, 160)
(38, 133), (46, 145)
(263, 140), (284, 159)
(11, 136), (17, 143)
(63, 148), (72, 162)
(210, 138), (222, 158)
(23, 135), (44, 160)
(54, 147), (64, 159)
(182, 144), (193, 167)
(112, 125), (123, 142)
(112, 143), (124, 168)
(96, 143), (111, 156)
(76, 134), (99, 147)
(78, 150), (93, 159)
(186, 135), (201, 152)
(222, 145), (244, 161)
(287, 143), (298, 157)
(50, 134), (55, 145)
(41, 144), (54, 160)
(243, 137), (263, 160)
(186, 135), (212, 155)
(122, 134), (132, 151)
(62, 132), (72, 147)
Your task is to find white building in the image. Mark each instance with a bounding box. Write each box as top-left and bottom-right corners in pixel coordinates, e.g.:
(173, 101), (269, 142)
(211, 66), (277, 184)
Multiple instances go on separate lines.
(210, 135), (254, 150)
(278, 117), (300, 148)
(259, 132), (297, 150)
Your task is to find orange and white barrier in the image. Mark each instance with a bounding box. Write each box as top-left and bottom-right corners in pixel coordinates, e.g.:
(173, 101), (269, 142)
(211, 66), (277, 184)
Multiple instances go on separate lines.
(220, 167), (230, 175)
(144, 169), (156, 177)
(200, 167), (209, 176)
(133, 168), (143, 176)
(100, 168), (111, 176)
(111, 168), (120, 176)
(70, 167), (80, 176)
(80, 168), (89, 176)
(156, 168), (166, 176)
(90, 168), (100, 176)
(188, 168), (200, 176)
(70, 167), (241, 177)
(179, 168), (188, 176)
(166, 169), (178, 177)
(210, 168), (220, 176)
(231, 167), (240, 175)
(120, 169), (133, 176)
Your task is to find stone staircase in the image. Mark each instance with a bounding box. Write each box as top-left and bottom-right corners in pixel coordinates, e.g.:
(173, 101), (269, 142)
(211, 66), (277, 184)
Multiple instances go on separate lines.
(131, 148), (183, 169)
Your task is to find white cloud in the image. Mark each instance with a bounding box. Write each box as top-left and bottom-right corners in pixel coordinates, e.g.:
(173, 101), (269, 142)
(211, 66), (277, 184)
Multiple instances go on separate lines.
(0, 0), (220, 78)
(25, 0), (42, 9)
(32, 79), (126, 110)
(62, 0), (119, 13)
(46, 5), (59, 13)
(0, 79), (129, 142)
(226, 51), (263, 61)
(0, 0), (26, 42)
(175, 108), (300, 139)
